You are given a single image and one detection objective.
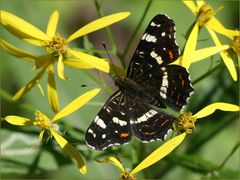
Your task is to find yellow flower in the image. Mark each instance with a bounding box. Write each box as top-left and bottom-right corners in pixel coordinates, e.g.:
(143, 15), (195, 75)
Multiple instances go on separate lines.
(2, 88), (100, 174)
(97, 102), (239, 179)
(181, 1), (239, 81)
(97, 133), (186, 180)
(0, 10), (130, 111)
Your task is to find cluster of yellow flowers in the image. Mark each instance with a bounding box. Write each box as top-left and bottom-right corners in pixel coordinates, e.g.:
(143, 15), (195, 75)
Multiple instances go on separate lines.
(1, 0), (239, 179)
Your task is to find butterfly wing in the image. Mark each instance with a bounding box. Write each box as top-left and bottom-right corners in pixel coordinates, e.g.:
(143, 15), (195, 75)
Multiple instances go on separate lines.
(129, 100), (175, 142)
(127, 14), (179, 78)
(127, 14), (193, 110)
(85, 91), (132, 151)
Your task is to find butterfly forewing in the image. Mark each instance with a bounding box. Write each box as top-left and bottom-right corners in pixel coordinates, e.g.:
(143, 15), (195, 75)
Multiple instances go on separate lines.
(127, 14), (179, 78)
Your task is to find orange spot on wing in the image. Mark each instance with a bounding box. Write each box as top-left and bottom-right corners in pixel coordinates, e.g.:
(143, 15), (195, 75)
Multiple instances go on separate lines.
(144, 131), (156, 135)
(120, 133), (129, 137)
(168, 50), (174, 59)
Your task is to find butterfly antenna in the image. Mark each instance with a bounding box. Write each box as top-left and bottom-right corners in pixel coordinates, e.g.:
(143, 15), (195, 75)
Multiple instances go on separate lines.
(102, 42), (117, 77)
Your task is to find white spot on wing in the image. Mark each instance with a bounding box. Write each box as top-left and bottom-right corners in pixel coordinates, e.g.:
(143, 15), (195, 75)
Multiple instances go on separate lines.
(135, 110), (158, 123)
(102, 134), (106, 139)
(94, 116), (107, 129)
(142, 33), (157, 42)
(150, 51), (163, 64)
(160, 92), (167, 99)
(113, 117), (127, 126)
(88, 129), (96, 138)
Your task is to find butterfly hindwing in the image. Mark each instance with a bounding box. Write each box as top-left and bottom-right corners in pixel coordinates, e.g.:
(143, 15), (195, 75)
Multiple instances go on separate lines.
(129, 101), (175, 142)
(85, 91), (132, 151)
(133, 65), (193, 110)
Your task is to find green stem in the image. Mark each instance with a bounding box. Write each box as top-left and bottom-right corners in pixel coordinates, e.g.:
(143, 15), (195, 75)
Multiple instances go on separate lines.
(122, 0), (153, 61)
(216, 142), (240, 171)
(94, 0), (124, 68)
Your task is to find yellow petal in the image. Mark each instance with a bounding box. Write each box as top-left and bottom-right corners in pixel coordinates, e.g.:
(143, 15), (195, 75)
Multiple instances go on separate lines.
(181, 23), (199, 69)
(67, 12), (130, 42)
(12, 67), (47, 101)
(51, 88), (100, 122)
(4, 115), (34, 126)
(196, 0), (205, 8)
(194, 103), (240, 119)
(50, 128), (86, 174)
(68, 48), (110, 73)
(207, 28), (237, 81)
(57, 54), (68, 80)
(191, 45), (230, 63)
(182, 1), (198, 15)
(64, 59), (95, 69)
(39, 130), (45, 140)
(130, 133), (187, 175)
(0, 39), (37, 61)
(97, 157), (125, 172)
(207, 18), (239, 39)
(46, 10), (59, 38)
(47, 65), (60, 113)
(0, 10), (50, 42)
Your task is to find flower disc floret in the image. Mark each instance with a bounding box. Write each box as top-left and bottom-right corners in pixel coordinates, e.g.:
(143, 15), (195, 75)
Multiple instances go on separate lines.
(34, 110), (52, 129)
(176, 112), (197, 134)
(197, 4), (223, 27)
(233, 36), (240, 55)
(120, 172), (136, 180)
(45, 34), (67, 57)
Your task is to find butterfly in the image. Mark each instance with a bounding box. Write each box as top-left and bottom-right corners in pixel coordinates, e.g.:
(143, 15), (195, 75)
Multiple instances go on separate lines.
(85, 14), (194, 150)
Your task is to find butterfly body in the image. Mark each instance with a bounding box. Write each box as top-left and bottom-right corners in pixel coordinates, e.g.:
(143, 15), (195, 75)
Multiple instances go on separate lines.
(86, 14), (194, 151)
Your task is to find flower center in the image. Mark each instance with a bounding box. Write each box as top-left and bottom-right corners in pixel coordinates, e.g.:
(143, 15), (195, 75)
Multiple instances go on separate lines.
(120, 172), (136, 180)
(34, 110), (52, 129)
(46, 34), (67, 57)
(233, 36), (240, 55)
(175, 112), (197, 134)
(197, 4), (223, 27)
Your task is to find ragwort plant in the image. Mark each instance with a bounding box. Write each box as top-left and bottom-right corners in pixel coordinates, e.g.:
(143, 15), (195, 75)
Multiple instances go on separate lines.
(1, 0), (239, 179)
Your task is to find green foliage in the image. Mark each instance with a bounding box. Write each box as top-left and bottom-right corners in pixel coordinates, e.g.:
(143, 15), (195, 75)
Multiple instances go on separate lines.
(1, 0), (239, 179)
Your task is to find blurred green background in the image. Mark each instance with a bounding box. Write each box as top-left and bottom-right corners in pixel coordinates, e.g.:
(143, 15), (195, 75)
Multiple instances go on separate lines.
(1, 0), (239, 179)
